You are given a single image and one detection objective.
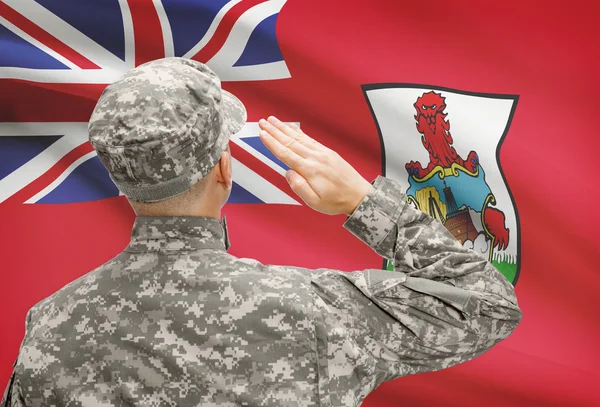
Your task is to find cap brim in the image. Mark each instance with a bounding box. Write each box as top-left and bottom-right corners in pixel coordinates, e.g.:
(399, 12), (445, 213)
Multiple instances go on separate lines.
(221, 89), (247, 136)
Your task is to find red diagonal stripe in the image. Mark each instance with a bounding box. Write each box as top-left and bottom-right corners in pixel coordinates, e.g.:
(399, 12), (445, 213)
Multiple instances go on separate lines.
(128, 0), (165, 66)
(1, 141), (94, 207)
(191, 0), (266, 64)
(229, 141), (298, 204)
(0, 2), (100, 70)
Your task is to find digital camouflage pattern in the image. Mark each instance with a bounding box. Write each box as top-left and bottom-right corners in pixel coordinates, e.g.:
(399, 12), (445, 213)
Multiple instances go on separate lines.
(88, 57), (247, 203)
(1, 175), (522, 407)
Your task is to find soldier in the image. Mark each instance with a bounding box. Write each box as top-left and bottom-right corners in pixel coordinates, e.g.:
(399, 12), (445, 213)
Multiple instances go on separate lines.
(1, 57), (522, 407)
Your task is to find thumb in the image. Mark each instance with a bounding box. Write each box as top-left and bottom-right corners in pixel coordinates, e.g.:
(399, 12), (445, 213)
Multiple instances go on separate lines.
(286, 170), (319, 206)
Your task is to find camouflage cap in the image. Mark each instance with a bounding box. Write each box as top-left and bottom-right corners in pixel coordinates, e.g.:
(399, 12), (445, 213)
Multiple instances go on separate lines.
(88, 57), (247, 202)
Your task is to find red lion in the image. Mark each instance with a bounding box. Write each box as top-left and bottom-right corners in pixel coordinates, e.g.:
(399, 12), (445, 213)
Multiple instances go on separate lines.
(405, 91), (479, 178)
(406, 91), (509, 251)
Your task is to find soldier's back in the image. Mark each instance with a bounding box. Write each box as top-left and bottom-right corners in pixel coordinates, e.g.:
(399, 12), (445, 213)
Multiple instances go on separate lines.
(11, 219), (320, 407)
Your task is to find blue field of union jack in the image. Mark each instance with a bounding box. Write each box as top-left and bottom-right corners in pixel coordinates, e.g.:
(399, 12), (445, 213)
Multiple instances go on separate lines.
(0, 0), (299, 205)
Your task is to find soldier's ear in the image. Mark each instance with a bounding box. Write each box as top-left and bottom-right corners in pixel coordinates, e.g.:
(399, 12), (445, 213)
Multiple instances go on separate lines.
(216, 150), (232, 190)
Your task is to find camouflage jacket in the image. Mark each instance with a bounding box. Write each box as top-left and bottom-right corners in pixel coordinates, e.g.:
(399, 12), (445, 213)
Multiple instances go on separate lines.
(1, 176), (522, 407)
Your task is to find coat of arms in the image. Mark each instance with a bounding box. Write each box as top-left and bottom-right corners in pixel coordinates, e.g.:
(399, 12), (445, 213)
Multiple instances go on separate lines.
(363, 84), (520, 284)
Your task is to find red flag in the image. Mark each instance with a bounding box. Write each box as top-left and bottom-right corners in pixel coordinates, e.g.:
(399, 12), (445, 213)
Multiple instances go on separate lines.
(1, 1), (598, 406)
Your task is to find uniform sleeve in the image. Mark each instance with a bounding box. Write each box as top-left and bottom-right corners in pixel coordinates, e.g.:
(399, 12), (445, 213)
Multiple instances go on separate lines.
(308, 176), (522, 405)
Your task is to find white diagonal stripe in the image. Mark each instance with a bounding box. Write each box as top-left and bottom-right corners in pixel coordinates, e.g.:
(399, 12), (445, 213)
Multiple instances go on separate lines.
(25, 150), (98, 204)
(207, 0), (287, 78)
(153, 0), (174, 58)
(231, 122), (300, 176)
(182, 0), (242, 59)
(233, 137), (285, 176)
(4, 0), (126, 71)
(0, 16), (79, 70)
(0, 122), (89, 203)
(231, 157), (298, 205)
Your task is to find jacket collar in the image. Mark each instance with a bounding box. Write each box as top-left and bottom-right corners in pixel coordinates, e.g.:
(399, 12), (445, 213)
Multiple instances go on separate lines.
(125, 215), (230, 253)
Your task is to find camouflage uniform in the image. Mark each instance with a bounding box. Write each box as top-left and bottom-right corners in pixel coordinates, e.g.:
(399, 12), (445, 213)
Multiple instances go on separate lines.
(1, 58), (522, 407)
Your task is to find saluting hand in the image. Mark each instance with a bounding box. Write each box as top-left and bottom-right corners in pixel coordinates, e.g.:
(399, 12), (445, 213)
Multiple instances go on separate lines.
(258, 116), (373, 216)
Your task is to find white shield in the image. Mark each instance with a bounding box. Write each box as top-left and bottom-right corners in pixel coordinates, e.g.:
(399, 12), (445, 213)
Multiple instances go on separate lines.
(363, 84), (520, 284)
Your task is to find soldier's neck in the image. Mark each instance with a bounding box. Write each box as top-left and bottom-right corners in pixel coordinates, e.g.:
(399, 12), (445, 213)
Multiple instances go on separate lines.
(132, 201), (222, 219)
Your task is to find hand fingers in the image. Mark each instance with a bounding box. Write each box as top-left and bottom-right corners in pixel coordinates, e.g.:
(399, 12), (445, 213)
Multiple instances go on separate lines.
(258, 129), (307, 171)
(258, 118), (312, 157)
(268, 117), (321, 151)
(289, 122), (325, 150)
(285, 170), (320, 206)
(289, 123), (303, 133)
(258, 118), (314, 157)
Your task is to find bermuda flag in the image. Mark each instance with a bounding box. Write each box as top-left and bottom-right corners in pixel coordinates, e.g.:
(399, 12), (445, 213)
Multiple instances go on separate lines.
(1, 1), (598, 407)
